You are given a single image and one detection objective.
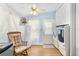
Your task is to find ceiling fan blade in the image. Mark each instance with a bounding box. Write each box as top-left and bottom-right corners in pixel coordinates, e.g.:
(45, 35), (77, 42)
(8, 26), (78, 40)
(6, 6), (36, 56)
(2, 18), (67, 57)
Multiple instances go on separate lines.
(30, 4), (47, 15)
(36, 8), (47, 13)
(40, 8), (47, 11)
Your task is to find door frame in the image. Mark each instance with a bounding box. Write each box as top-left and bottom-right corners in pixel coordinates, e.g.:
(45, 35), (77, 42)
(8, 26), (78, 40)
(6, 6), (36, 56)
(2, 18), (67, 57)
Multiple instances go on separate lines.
(70, 3), (76, 56)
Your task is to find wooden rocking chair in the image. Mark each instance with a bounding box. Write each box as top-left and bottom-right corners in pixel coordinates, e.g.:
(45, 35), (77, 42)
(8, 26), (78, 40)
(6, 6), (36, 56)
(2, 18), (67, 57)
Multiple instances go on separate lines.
(7, 31), (28, 56)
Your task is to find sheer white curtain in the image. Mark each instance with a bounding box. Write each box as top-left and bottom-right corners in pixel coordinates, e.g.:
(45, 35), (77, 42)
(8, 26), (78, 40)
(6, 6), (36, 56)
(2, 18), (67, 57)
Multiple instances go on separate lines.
(24, 19), (55, 45)
(9, 12), (25, 41)
(24, 20), (41, 45)
(42, 20), (55, 44)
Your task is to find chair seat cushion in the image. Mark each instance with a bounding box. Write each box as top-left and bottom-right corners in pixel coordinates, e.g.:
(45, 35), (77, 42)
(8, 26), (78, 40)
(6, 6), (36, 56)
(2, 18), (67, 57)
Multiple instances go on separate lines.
(15, 46), (28, 53)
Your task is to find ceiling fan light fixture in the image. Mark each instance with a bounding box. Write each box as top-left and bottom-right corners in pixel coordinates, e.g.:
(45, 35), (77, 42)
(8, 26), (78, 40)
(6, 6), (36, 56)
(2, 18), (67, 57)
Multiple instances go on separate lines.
(30, 4), (37, 15)
(31, 11), (37, 15)
(30, 4), (46, 15)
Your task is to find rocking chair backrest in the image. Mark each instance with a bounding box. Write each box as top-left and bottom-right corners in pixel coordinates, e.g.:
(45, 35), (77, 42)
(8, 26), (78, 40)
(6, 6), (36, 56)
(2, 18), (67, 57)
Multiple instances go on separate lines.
(7, 32), (22, 47)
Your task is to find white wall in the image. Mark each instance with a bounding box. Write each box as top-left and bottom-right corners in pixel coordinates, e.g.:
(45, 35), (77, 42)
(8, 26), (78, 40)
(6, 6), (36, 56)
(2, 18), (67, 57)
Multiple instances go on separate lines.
(56, 4), (71, 25)
(0, 4), (11, 43)
(69, 4), (76, 56)
(0, 4), (25, 43)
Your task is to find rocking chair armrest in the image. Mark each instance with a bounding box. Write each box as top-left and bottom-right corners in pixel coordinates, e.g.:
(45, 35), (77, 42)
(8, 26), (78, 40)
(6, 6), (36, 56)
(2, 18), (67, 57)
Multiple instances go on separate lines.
(21, 41), (27, 46)
(26, 44), (32, 50)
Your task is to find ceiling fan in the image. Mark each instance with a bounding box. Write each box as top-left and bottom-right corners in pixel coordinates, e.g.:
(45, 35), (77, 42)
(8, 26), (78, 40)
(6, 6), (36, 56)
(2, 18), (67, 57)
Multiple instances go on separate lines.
(30, 4), (46, 15)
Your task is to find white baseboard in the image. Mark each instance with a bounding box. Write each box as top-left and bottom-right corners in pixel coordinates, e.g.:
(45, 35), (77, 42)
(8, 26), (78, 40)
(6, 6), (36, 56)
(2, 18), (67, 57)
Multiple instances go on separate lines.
(43, 44), (55, 48)
(32, 43), (43, 45)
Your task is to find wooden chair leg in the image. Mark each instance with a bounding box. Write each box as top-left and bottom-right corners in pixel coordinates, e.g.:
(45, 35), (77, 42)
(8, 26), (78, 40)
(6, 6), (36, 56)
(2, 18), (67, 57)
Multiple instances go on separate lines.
(22, 49), (28, 56)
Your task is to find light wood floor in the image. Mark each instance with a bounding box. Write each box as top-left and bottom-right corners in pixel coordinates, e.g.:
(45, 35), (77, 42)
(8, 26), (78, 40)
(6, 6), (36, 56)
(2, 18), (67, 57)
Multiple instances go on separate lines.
(27, 45), (62, 56)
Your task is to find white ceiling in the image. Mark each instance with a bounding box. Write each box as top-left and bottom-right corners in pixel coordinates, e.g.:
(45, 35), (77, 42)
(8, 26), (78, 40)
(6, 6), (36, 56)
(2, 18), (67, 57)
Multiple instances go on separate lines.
(6, 3), (63, 16)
